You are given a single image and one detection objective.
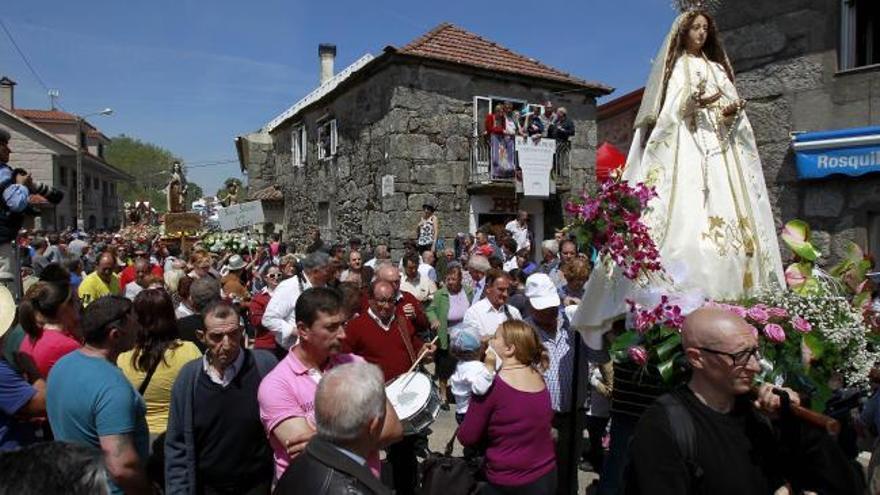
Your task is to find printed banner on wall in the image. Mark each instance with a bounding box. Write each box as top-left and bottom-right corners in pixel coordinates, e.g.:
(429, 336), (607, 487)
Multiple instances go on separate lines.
(516, 136), (556, 197)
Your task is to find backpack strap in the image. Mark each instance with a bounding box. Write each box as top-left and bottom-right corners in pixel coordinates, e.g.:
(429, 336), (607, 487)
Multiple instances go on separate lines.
(656, 394), (703, 489)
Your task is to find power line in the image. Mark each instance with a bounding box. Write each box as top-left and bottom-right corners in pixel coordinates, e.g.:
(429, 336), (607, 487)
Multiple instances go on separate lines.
(185, 159), (240, 169)
(0, 19), (50, 93)
(183, 156), (239, 165)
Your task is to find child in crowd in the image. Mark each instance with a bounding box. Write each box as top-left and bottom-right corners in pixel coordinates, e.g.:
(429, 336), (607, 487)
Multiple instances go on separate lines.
(449, 324), (495, 424)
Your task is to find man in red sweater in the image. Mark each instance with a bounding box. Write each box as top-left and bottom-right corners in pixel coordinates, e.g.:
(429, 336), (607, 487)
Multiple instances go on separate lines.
(344, 280), (435, 495)
(359, 263), (431, 337)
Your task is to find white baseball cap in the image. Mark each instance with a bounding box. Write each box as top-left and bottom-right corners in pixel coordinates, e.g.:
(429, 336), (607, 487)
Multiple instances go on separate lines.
(525, 273), (561, 310)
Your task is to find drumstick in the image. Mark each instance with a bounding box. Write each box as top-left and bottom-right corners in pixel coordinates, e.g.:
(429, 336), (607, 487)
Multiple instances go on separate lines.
(386, 336), (440, 392)
(405, 335), (439, 376)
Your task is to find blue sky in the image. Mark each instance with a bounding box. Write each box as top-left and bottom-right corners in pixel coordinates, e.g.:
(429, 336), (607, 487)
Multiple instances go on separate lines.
(1, 0), (676, 194)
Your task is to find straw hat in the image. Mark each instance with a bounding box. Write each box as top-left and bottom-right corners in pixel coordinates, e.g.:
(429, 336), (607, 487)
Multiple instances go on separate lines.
(0, 286), (15, 339)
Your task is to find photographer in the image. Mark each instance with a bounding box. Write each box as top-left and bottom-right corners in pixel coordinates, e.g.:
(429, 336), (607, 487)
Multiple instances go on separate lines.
(0, 127), (28, 299)
(0, 127), (64, 300)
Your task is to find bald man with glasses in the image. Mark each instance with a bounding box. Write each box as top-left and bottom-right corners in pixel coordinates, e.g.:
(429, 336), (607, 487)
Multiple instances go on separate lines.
(623, 306), (862, 495)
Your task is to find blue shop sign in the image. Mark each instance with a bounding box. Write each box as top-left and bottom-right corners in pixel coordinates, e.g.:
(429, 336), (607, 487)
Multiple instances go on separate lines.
(792, 126), (880, 179)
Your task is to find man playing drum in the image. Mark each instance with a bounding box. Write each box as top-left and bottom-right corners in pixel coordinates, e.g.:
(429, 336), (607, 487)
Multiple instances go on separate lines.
(258, 287), (403, 483)
(343, 280), (436, 495)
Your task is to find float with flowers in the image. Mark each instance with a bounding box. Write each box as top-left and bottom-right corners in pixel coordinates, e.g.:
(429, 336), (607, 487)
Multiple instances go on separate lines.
(566, 175), (880, 412)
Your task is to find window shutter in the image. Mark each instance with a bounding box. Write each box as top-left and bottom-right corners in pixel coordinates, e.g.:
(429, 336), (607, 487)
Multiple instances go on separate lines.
(301, 126), (308, 165)
(330, 119), (338, 156)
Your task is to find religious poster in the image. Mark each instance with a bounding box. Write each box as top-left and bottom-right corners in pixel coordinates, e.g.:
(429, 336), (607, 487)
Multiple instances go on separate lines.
(516, 136), (556, 197)
(218, 200), (265, 231)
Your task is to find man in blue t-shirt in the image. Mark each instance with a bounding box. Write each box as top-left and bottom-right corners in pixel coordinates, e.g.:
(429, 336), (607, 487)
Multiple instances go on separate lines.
(0, 357), (43, 451)
(47, 295), (151, 495)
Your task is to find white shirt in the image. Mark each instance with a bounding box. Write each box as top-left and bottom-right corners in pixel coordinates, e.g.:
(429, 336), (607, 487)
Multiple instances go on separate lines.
(124, 281), (144, 301)
(262, 274), (313, 348)
(400, 273), (437, 303)
(502, 257), (518, 272)
(450, 360), (495, 414)
(202, 348), (245, 387)
(365, 257), (388, 269)
(462, 298), (522, 339)
(417, 262), (437, 283)
(175, 303), (195, 320)
(505, 219), (530, 252)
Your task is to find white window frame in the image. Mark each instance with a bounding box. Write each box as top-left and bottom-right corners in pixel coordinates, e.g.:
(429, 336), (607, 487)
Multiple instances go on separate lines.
(317, 118), (337, 161)
(291, 124), (307, 167)
(840, 0), (879, 71)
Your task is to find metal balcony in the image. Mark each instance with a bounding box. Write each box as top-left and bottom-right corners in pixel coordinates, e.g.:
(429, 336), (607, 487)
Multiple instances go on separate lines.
(469, 135), (571, 186)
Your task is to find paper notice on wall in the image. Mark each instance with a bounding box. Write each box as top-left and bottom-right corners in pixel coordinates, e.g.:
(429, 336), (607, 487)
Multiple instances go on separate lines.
(516, 136), (556, 197)
(381, 175), (395, 197)
(218, 201), (265, 231)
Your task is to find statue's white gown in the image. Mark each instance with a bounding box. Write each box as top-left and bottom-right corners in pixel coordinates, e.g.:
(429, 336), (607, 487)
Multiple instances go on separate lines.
(573, 53), (785, 334)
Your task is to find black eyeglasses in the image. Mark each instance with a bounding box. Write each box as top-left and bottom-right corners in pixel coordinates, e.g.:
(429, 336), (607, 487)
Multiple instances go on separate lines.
(697, 346), (761, 367)
(266, 273), (282, 279)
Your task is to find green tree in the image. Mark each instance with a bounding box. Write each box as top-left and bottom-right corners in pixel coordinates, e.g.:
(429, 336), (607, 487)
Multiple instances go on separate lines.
(104, 135), (204, 212)
(185, 182), (205, 206)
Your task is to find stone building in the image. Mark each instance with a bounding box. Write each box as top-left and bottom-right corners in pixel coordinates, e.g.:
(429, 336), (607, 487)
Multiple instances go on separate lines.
(0, 77), (128, 231)
(596, 2), (880, 263)
(237, 24), (611, 256)
(597, 87), (643, 154)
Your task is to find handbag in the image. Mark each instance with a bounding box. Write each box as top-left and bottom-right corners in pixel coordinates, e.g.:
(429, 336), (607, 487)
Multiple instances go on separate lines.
(138, 357), (166, 492)
(419, 427), (482, 495)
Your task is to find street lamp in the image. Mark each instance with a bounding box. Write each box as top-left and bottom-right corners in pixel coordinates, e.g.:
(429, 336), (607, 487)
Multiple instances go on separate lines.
(76, 108), (113, 231)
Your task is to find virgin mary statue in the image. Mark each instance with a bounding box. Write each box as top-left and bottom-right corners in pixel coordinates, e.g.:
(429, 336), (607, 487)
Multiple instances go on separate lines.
(573, 4), (785, 336)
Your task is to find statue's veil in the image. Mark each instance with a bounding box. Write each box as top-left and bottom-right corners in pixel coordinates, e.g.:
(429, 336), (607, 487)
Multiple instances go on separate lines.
(633, 14), (687, 130)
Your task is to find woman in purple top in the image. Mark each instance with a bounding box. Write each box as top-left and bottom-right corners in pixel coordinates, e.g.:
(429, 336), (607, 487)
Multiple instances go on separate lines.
(458, 320), (556, 494)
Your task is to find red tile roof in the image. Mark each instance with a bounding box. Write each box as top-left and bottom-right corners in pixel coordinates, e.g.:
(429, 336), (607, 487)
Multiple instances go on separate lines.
(14, 108), (78, 122)
(394, 23), (612, 93)
(250, 185), (283, 202)
(597, 87), (645, 120)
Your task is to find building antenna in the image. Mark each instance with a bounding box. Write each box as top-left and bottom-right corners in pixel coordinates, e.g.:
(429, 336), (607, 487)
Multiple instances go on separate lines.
(48, 89), (60, 110)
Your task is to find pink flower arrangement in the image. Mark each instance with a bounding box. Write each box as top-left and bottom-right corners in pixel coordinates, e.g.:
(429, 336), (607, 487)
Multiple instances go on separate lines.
(628, 346), (649, 366)
(792, 316), (812, 334)
(566, 178), (662, 280)
(626, 296), (685, 334)
(746, 305), (770, 324)
(706, 301), (812, 346)
(763, 323), (786, 343)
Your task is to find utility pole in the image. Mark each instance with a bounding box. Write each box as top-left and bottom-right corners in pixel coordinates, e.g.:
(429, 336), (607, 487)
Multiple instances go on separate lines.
(75, 108), (113, 230)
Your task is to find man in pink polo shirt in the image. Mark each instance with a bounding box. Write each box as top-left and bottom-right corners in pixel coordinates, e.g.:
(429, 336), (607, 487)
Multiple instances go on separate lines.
(257, 287), (403, 481)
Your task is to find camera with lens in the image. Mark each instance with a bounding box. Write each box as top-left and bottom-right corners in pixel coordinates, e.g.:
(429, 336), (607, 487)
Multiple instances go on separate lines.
(12, 168), (64, 205)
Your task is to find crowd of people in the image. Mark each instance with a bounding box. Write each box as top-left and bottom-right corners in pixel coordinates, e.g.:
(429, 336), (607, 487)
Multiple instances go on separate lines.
(0, 208), (595, 494)
(0, 204), (866, 495)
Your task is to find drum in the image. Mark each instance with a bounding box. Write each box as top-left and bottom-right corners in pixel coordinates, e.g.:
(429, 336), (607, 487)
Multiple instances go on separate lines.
(386, 371), (441, 435)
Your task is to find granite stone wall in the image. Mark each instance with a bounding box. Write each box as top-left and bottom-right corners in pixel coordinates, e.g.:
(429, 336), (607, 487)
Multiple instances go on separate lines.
(717, 0), (880, 263)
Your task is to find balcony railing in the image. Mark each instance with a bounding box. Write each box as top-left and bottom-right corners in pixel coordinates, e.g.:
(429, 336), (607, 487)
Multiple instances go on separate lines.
(469, 135), (571, 185)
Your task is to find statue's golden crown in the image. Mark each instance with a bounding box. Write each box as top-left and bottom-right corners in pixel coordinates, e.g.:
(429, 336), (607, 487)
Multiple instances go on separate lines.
(672, 0), (722, 13)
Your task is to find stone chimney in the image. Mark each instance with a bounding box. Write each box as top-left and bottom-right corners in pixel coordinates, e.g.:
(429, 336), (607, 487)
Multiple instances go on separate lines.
(319, 44), (336, 85)
(0, 77), (15, 110)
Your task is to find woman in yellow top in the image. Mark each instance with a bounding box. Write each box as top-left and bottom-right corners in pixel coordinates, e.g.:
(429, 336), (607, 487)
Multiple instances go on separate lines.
(118, 288), (201, 437)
